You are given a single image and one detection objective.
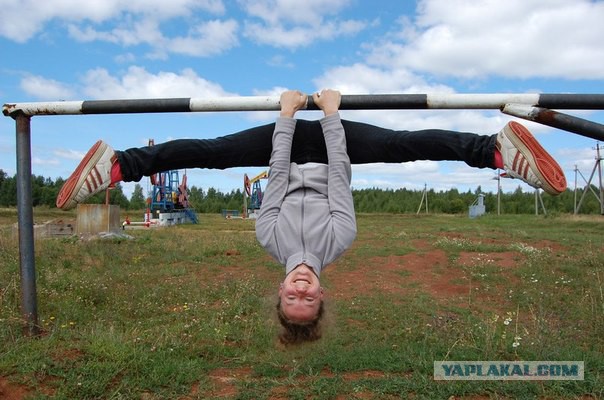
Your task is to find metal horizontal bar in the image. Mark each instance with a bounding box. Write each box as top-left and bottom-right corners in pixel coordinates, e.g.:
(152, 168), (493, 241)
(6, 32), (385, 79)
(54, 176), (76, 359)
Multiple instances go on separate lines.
(83, 98), (191, 114)
(4, 93), (604, 117)
(538, 94), (604, 110)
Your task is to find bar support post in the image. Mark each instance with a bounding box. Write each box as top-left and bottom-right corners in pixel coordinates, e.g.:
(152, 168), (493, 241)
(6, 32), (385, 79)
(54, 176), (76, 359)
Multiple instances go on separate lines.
(15, 113), (39, 336)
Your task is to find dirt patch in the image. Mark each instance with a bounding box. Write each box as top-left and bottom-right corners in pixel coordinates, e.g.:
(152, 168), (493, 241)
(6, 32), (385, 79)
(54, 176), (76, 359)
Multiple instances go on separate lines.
(533, 239), (565, 252)
(327, 240), (463, 301)
(0, 377), (30, 400)
(205, 367), (253, 398)
(51, 348), (84, 362)
(341, 370), (386, 380)
(268, 384), (290, 400)
(328, 238), (529, 313)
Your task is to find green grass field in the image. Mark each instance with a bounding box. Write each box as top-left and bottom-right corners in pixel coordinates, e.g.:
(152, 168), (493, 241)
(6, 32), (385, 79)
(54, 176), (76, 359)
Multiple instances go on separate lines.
(1, 209), (603, 399)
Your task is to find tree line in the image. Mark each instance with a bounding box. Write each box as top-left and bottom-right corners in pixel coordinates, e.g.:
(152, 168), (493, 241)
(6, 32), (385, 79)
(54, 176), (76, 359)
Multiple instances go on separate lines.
(0, 169), (602, 215)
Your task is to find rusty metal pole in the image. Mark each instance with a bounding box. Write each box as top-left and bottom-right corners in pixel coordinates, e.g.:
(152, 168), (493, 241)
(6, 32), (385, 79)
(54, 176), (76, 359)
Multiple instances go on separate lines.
(15, 113), (39, 336)
(502, 104), (604, 142)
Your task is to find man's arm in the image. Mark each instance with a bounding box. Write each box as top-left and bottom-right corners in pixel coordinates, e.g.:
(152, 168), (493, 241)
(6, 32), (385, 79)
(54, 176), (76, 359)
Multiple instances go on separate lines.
(255, 91), (307, 255)
(314, 90), (357, 251)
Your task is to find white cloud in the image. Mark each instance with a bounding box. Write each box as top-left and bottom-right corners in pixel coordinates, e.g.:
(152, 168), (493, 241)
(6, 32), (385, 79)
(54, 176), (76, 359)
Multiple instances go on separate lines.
(32, 156), (60, 166)
(243, 19), (367, 48)
(68, 18), (239, 58)
(81, 66), (235, 99)
(313, 63), (451, 94)
(0, 0), (366, 53)
(558, 146), (603, 172)
(266, 55), (295, 69)
(0, 0), (225, 42)
(54, 148), (88, 160)
(240, 0), (368, 48)
(20, 75), (76, 100)
(365, 0), (604, 79)
(114, 53), (136, 64)
(240, 0), (352, 25)
(67, 18), (164, 46)
(167, 19), (239, 57)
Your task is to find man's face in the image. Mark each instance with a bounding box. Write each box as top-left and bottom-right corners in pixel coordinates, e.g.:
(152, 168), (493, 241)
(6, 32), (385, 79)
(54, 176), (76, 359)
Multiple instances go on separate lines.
(279, 264), (324, 322)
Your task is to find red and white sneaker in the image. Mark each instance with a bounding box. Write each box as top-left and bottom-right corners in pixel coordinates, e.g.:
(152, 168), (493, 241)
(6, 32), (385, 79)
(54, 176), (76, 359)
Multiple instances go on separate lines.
(56, 141), (116, 210)
(496, 121), (567, 196)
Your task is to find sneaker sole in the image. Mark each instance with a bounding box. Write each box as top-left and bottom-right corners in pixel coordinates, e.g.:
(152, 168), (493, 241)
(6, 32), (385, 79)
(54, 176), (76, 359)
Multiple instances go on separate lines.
(56, 141), (109, 209)
(504, 121), (567, 195)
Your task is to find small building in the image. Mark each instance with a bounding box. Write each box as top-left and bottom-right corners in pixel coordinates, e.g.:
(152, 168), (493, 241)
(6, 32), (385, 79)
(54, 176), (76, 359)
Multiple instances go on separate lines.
(469, 194), (486, 218)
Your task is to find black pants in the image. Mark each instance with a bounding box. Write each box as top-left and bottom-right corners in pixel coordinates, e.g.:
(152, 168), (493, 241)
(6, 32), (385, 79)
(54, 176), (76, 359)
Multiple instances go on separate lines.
(117, 119), (497, 182)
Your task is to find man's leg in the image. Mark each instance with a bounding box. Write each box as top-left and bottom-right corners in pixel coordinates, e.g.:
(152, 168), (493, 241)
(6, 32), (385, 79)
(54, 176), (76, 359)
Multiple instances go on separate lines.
(342, 120), (496, 167)
(118, 123), (276, 181)
(57, 123), (276, 209)
(341, 119), (566, 195)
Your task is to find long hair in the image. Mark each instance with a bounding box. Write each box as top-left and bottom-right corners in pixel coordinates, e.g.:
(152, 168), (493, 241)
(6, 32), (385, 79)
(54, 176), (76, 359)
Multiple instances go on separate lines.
(276, 298), (325, 345)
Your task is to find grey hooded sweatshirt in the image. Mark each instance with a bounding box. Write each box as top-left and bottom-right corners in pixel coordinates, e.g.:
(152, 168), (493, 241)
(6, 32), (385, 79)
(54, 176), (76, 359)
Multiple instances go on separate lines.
(255, 113), (357, 278)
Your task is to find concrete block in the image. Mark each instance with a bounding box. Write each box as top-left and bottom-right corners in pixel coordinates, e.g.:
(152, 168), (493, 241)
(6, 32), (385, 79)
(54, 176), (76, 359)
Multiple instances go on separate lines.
(76, 204), (121, 234)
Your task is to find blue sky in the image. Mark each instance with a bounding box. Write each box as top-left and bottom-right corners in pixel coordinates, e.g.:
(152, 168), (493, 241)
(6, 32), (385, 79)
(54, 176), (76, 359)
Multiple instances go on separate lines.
(1, 0), (603, 200)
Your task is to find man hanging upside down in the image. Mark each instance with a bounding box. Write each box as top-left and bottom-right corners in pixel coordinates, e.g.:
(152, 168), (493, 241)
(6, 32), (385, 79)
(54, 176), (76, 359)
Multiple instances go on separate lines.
(57, 89), (566, 344)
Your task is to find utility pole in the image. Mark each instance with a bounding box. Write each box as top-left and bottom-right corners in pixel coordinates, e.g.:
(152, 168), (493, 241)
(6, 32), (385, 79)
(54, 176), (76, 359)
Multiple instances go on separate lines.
(598, 143), (604, 215)
(573, 164), (578, 214)
(535, 190), (547, 215)
(493, 170), (502, 215)
(417, 184), (428, 214)
(575, 142), (604, 215)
